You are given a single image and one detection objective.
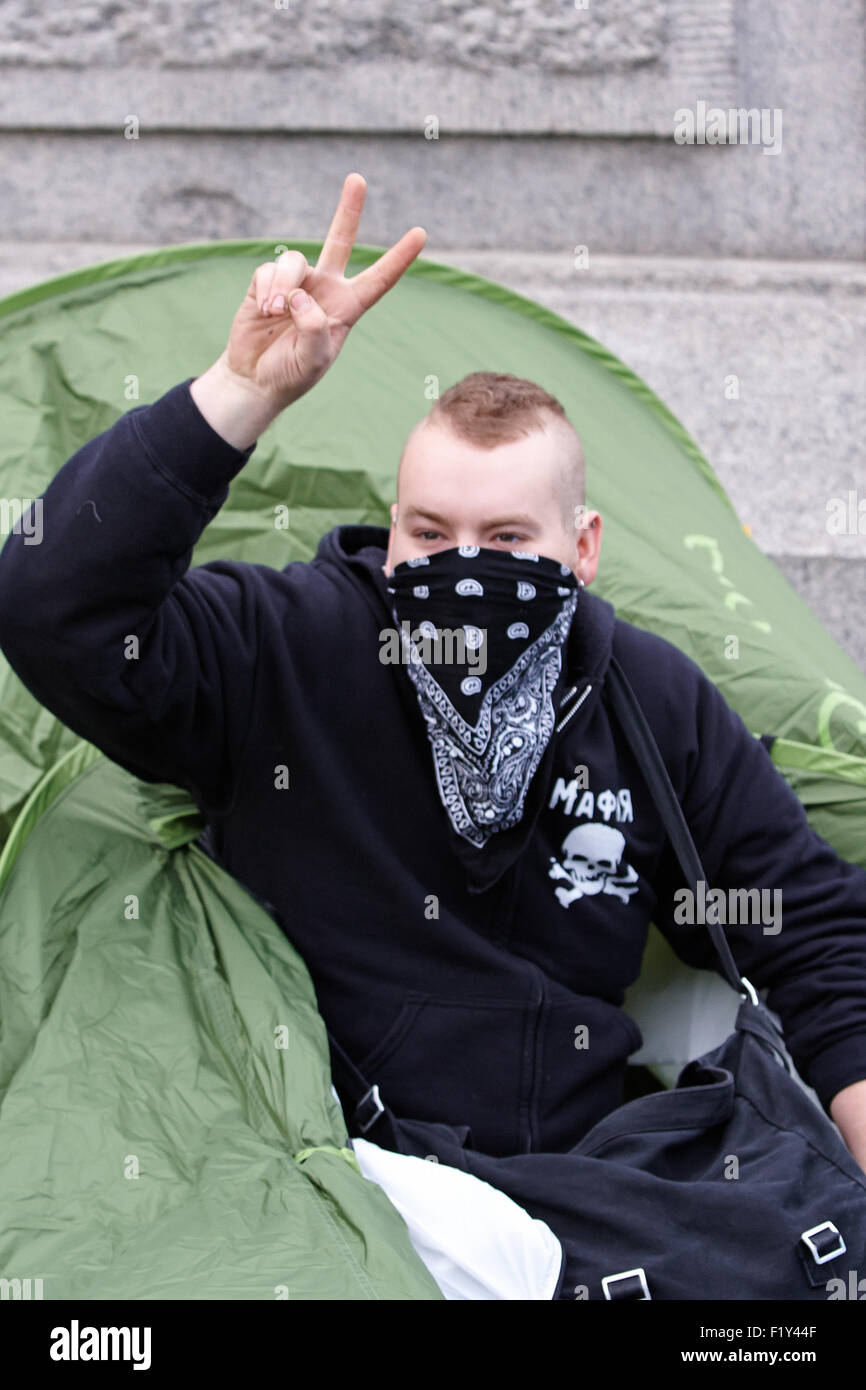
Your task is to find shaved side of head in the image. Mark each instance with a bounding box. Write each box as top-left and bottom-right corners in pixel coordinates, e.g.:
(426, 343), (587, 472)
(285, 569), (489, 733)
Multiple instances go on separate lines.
(396, 373), (586, 539)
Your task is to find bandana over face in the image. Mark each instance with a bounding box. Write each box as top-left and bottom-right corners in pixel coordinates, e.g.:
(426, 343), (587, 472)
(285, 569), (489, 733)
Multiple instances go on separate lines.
(386, 545), (579, 848)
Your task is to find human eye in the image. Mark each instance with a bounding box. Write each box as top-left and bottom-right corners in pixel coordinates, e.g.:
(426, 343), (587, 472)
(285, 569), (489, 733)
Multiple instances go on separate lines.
(495, 532), (524, 544)
(415, 530), (442, 541)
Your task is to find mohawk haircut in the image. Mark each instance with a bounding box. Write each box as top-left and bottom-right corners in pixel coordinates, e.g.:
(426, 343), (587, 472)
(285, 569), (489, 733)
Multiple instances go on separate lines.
(399, 371), (586, 531)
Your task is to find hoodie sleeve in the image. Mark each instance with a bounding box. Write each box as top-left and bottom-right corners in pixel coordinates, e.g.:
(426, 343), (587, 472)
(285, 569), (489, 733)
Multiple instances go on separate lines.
(0, 378), (268, 819)
(644, 645), (866, 1116)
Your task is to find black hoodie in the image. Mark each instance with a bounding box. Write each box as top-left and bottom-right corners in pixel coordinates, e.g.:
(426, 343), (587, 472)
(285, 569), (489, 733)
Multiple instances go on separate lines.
(1, 377), (865, 1157)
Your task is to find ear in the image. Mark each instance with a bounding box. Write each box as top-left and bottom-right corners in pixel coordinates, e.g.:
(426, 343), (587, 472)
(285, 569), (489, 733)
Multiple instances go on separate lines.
(576, 510), (602, 587)
(383, 503), (397, 576)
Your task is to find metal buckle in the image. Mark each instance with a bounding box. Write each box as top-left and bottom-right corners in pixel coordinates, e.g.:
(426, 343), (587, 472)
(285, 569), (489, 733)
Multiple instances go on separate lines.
(354, 1084), (385, 1134)
(601, 1267), (651, 1300)
(739, 976), (759, 1006)
(801, 1221), (846, 1265)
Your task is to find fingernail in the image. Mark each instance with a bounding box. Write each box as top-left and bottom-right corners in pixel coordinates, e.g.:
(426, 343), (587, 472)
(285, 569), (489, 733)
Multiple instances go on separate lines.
(290, 289), (310, 310)
(271, 293), (286, 312)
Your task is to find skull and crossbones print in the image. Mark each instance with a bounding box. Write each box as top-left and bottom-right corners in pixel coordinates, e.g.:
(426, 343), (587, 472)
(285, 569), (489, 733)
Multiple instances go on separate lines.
(548, 822), (640, 907)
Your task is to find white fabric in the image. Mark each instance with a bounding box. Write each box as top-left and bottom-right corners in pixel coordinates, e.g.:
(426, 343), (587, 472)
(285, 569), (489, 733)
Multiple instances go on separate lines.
(623, 925), (822, 1106)
(351, 1136), (563, 1300)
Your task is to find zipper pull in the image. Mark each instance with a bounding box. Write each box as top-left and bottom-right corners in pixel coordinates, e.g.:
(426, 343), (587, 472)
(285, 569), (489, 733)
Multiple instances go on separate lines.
(556, 682), (592, 733)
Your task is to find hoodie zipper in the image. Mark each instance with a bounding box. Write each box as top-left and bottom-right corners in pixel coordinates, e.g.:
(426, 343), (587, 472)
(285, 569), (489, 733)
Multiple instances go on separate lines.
(520, 958), (547, 1153)
(555, 681), (593, 734)
(511, 683), (592, 1151)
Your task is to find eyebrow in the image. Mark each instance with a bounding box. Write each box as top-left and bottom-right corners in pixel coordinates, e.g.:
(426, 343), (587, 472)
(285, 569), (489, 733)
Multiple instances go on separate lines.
(402, 507), (540, 530)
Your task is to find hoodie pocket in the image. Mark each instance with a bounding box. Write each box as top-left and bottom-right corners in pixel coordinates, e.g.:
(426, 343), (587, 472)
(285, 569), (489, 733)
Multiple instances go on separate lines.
(535, 990), (645, 1152)
(356, 996), (429, 1076)
(355, 992), (537, 1159)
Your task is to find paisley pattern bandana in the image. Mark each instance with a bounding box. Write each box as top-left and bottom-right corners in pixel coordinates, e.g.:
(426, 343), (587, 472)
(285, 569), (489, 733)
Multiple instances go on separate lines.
(386, 545), (579, 848)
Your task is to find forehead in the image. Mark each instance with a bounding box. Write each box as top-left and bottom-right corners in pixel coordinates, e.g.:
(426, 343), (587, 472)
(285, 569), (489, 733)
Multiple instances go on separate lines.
(398, 418), (566, 511)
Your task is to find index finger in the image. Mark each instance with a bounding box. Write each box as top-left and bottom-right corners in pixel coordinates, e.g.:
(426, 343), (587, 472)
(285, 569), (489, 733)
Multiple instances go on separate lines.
(316, 172), (367, 276)
(348, 227), (428, 318)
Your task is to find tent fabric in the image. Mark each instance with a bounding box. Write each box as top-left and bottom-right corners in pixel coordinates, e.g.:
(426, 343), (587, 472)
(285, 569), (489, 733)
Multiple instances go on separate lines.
(0, 744), (445, 1299)
(0, 241), (864, 1295)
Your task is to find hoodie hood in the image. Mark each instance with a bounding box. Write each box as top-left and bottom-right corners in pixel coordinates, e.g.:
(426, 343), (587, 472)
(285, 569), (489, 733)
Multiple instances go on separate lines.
(312, 523), (617, 893)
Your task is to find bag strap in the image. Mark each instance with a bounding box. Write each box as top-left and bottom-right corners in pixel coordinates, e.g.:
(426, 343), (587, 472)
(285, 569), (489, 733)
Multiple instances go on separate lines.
(327, 1024), (406, 1147)
(604, 653), (757, 1003)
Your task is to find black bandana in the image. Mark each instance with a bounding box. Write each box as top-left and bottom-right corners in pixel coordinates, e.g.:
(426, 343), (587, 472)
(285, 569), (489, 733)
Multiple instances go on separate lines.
(386, 545), (579, 848)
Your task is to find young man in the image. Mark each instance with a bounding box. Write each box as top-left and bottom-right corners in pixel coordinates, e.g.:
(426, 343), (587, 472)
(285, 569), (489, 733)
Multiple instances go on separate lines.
(1, 173), (865, 1191)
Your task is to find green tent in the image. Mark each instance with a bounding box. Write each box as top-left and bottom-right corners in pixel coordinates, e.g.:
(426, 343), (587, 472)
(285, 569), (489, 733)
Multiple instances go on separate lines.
(0, 241), (864, 1296)
(0, 743), (443, 1300)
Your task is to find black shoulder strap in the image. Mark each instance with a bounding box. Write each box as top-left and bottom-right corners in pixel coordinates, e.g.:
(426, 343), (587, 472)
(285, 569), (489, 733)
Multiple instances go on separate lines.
(604, 653), (753, 1000)
(327, 1024), (406, 1147)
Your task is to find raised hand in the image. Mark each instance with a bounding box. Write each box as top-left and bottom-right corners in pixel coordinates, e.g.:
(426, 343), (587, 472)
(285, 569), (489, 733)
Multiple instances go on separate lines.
(224, 173), (427, 408)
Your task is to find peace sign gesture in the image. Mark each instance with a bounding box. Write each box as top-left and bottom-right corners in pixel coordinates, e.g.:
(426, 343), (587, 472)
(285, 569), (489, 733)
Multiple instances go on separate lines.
(223, 173), (427, 409)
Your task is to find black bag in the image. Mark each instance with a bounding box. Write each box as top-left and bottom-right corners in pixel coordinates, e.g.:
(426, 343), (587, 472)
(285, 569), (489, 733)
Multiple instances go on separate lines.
(328, 655), (866, 1300)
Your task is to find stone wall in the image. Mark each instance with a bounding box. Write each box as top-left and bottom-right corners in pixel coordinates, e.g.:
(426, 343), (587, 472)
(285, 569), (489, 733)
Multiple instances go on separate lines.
(0, 0), (862, 667)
